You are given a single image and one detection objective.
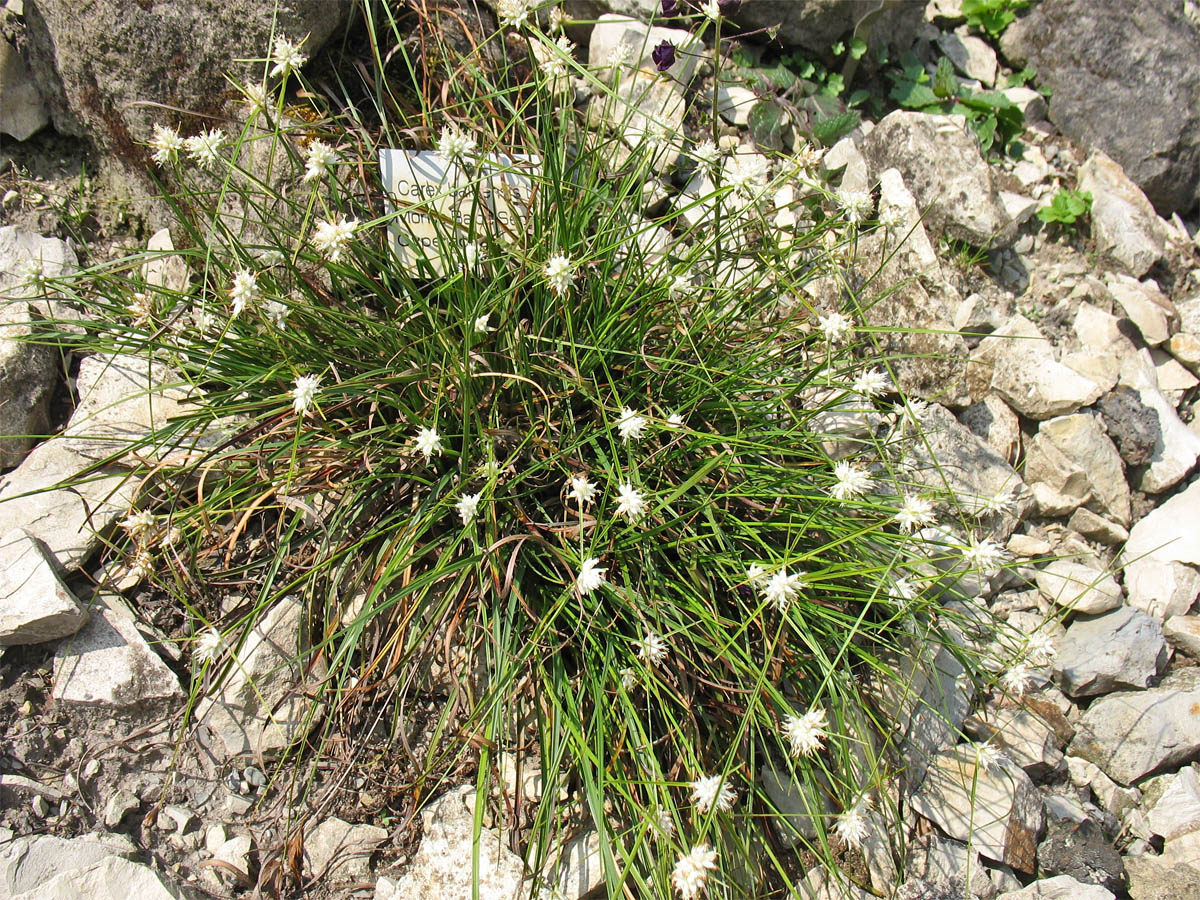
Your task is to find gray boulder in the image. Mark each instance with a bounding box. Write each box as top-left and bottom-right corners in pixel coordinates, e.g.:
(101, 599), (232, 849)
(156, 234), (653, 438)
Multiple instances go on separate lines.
(1001, 0), (1200, 215)
(23, 0), (350, 147)
(1121, 476), (1200, 621)
(0, 37), (49, 141)
(0, 530), (87, 646)
(862, 111), (1012, 247)
(1052, 606), (1168, 698)
(1069, 667), (1200, 785)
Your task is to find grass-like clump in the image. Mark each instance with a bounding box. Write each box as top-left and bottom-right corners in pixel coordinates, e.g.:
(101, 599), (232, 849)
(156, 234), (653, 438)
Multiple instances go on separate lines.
(24, 2), (1035, 896)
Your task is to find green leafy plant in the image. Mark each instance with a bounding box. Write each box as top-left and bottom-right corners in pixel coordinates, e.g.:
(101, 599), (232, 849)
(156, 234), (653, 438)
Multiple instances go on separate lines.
(18, 6), (1037, 898)
(887, 52), (1024, 156)
(1037, 187), (1093, 229)
(961, 0), (1032, 38)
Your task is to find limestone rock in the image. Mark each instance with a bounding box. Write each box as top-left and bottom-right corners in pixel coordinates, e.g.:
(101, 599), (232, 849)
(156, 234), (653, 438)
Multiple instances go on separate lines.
(1001, 0), (1200, 215)
(386, 785), (525, 900)
(1121, 478), (1200, 620)
(960, 395), (1020, 463)
(1052, 606), (1168, 698)
(303, 817), (388, 883)
(971, 315), (1102, 419)
(1067, 508), (1128, 546)
(539, 828), (603, 900)
(1147, 765), (1200, 842)
(1069, 667), (1200, 785)
(1165, 616), (1200, 658)
(0, 832), (166, 899)
(709, 0), (925, 58)
(1124, 353), (1200, 494)
(996, 874), (1115, 900)
(906, 404), (1029, 537)
(0, 438), (136, 569)
(905, 833), (993, 900)
(52, 592), (181, 706)
(0, 38), (49, 140)
(62, 354), (224, 466)
(909, 745), (1044, 873)
(856, 168), (970, 404)
(586, 15), (701, 85)
(1036, 818), (1126, 894)
(1033, 413), (1130, 525)
(964, 703), (1064, 778)
(862, 111), (1012, 247)
(1034, 561), (1122, 616)
(0, 298), (57, 471)
(1076, 153), (1169, 276)
(1106, 274), (1176, 347)
(936, 31), (997, 86)
(0, 529), (87, 645)
(23, 0), (348, 148)
(141, 228), (190, 295)
(196, 596), (324, 758)
(1124, 854), (1200, 900)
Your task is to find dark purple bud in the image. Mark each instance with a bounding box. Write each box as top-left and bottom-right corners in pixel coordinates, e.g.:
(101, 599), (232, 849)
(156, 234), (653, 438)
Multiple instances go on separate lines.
(652, 40), (676, 72)
(661, 0), (681, 15)
(718, 0), (742, 15)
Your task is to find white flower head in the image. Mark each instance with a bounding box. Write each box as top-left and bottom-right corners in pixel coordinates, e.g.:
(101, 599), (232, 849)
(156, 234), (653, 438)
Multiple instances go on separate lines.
(762, 569), (807, 612)
(464, 242), (480, 268)
(746, 564), (768, 587)
(830, 460), (873, 500)
(414, 426), (443, 460)
(783, 707), (829, 758)
(701, 0), (723, 20)
(851, 368), (889, 399)
(692, 140), (723, 173)
(195, 627), (223, 666)
(312, 215), (358, 262)
(895, 494), (936, 534)
(615, 482), (647, 521)
(834, 799), (871, 848)
(1025, 630), (1057, 666)
(497, 0), (533, 29)
(150, 124), (184, 165)
(548, 6), (566, 33)
(264, 298), (289, 329)
(229, 269), (259, 316)
(269, 36), (308, 78)
(291, 374), (319, 416)
(980, 488), (1015, 517)
(616, 407), (648, 443)
(544, 254), (575, 296)
(605, 42), (632, 72)
(665, 412), (685, 429)
(473, 313), (494, 334)
(456, 492), (481, 525)
(671, 844), (718, 900)
(817, 310), (854, 344)
(839, 188), (874, 224)
(690, 775), (736, 814)
(439, 125), (477, 164)
(1000, 662), (1035, 695)
(669, 272), (695, 300)
(619, 667), (636, 690)
(303, 140), (338, 183)
(726, 153), (770, 199)
(973, 741), (1003, 772)
(567, 475), (597, 505)
(540, 35), (575, 80)
(185, 128), (226, 170)
(878, 204), (906, 234)
(120, 509), (156, 540)
(576, 557), (607, 594)
(636, 632), (667, 666)
(653, 806), (675, 839)
(130, 546), (154, 582)
(892, 577), (918, 603)
(964, 535), (1007, 575)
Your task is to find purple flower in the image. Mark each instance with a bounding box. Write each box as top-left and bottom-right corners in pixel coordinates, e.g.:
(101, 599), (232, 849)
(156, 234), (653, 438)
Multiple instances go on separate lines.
(652, 40), (676, 72)
(661, 0), (682, 15)
(718, 0), (742, 15)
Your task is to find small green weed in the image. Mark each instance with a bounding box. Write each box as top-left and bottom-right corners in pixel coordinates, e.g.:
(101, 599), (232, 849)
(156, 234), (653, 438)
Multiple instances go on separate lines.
(1037, 188), (1093, 230)
(887, 54), (1024, 157)
(961, 0), (1032, 38)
